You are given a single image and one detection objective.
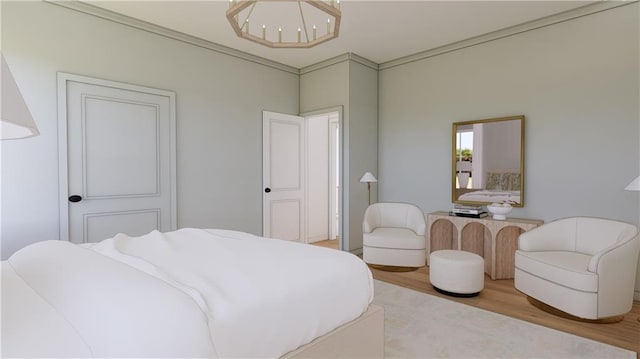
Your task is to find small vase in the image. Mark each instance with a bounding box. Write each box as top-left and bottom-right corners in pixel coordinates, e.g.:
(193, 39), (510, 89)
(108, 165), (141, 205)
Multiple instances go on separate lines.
(457, 173), (470, 189)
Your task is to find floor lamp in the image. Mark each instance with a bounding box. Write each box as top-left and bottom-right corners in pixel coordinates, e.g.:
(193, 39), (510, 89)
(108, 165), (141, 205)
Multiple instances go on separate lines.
(360, 172), (377, 206)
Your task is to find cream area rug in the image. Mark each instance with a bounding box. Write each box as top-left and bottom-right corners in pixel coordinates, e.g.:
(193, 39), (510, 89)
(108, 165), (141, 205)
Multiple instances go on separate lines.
(372, 280), (635, 358)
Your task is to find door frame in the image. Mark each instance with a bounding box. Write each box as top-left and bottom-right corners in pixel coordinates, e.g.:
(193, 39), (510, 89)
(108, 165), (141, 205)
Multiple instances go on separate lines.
(300, 106), (344, 250)
(328, 114), (340, 241)
(57, 72), (177, 241)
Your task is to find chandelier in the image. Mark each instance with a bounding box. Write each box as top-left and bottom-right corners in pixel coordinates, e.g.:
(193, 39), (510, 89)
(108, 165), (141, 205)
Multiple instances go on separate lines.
(226, 0), (341, 48)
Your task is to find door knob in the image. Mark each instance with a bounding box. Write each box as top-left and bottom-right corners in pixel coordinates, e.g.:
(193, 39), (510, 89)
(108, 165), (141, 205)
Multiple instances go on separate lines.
(68, 195), (83, 203)
(264, 187), (271, 193)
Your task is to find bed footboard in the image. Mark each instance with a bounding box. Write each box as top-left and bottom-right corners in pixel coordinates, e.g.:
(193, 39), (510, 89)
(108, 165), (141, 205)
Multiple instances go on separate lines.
(282, 304), (384, 358)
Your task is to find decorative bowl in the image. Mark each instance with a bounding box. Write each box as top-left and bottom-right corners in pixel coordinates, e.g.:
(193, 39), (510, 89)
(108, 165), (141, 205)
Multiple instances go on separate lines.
(486, 204), (513, 220)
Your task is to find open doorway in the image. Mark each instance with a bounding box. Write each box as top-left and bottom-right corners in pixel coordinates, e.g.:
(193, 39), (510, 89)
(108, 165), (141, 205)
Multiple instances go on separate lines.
(304, 110), (341, 249)
(262, 109), (342, 249)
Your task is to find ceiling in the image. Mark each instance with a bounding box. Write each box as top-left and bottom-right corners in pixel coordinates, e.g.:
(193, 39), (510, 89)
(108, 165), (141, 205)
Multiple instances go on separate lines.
(84, 1), (594, 69)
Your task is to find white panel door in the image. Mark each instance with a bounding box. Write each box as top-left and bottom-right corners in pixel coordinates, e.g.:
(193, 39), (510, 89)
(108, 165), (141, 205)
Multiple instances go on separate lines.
(58, 73), (176, 244)
(263, 111), (305, 242)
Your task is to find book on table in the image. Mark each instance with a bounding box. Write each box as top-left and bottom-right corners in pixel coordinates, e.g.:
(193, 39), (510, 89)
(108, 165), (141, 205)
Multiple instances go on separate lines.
(448, 211), (488, 218)
(451, 208), (485, 215)
(453, 204), (483, 209)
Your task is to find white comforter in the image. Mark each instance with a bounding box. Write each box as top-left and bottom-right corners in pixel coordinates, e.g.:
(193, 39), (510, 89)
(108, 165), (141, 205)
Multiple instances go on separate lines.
(2, 228), (374, 358)
(458, 190), (520, 204)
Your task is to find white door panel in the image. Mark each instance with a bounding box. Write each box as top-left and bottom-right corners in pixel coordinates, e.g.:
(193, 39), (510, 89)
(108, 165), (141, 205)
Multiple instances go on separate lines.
(58, 73), (176, 244)
(270, 199), (301, 241)
(263, 111), (305, 242)
(269, 121), (301, 189)
(84, 209), (160, 243)
(81, 96), (160, 197)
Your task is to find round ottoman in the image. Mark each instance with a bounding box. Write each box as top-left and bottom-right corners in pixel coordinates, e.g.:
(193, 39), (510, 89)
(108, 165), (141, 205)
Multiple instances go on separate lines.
(429, 250), (484, 297)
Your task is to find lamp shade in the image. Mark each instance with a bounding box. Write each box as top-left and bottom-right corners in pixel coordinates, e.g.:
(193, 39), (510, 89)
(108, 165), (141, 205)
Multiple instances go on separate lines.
(624, 176), (640, 191)
(1, 53), (39, 140)
(360, 172), (377, 183)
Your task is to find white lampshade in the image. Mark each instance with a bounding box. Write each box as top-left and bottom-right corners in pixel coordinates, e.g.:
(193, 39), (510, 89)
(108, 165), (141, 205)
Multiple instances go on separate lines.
(1, 53), (39, 140)
(360, 172), (377, 183)
(624, 176), (640, 191)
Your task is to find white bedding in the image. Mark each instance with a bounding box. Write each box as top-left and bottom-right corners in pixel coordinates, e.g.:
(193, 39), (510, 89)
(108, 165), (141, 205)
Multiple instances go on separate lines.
(1, 228), (374, 358)
(458, 190), (520, 204)
(2, 239), (216, 358)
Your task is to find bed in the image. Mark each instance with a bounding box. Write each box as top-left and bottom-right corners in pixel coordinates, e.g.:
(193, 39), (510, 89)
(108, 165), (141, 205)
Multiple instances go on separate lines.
(1, 228), (384, 358)
(458, 189), (520, 204)
(458, 171), (521, 204)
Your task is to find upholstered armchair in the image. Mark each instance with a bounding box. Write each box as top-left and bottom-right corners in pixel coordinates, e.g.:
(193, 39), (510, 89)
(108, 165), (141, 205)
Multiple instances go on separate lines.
(362, 203), (426, 268)
(514, 217), (640, 321)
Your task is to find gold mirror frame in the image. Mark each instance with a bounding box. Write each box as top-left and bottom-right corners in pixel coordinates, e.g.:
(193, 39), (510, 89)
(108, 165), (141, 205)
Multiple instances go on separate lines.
(451, 115), (525, 207)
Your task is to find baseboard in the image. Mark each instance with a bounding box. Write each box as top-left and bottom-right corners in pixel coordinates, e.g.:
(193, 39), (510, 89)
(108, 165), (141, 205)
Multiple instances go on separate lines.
(634, 290), (639, 301)
(349, 247), (363, 256)
(307, 235), (329, 243)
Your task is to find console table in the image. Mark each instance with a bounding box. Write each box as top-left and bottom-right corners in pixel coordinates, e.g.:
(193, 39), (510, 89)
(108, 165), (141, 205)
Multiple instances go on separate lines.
(427, 211), (543, 280)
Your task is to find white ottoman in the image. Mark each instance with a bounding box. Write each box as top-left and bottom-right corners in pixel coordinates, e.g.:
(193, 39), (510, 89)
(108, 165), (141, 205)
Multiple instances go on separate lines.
(429, 250), (484, 297)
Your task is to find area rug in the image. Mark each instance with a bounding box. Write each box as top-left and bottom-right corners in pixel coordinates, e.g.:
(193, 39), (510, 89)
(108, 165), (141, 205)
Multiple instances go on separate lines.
(372, 280), (635, 358)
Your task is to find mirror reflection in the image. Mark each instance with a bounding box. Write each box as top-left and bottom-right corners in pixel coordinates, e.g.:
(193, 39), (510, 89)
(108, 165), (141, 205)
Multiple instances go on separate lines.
(452, 115), (525, 207)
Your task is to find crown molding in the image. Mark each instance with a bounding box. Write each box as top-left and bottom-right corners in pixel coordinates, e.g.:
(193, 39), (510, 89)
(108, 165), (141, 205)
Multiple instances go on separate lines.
(44, 0), (636, 74)
(45, 0), (300, 75)
(300, 52), (378, 75)
(348, 53), (379, 71)
(299, 53), (350, 75)
(379, 1), (637, 71)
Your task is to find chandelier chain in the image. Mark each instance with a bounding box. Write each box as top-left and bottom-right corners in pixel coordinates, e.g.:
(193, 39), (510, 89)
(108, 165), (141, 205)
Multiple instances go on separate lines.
(298, 0), (310, 43)
(240, 1), (257, 32)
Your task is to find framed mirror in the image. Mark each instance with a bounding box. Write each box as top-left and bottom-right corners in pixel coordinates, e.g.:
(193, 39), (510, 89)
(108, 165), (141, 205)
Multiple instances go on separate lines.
(452, 115), (525, 207)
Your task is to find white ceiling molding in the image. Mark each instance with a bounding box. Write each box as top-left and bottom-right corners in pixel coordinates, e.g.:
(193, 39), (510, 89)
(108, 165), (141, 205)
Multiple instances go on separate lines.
(300, 52), (378, 75)
(46, 1), (635, 73)
(378, 1), (634, 70)
(46, 0), (300, 75)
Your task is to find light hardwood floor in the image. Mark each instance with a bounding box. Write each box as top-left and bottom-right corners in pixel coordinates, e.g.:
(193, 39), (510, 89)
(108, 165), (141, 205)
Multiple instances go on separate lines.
(311, 240), (640, 355)
(310, 239), (340, 250)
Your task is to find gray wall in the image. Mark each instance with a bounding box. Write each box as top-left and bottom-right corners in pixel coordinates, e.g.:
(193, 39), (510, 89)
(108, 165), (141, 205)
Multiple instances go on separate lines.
(1, 1), (299, 258)
(2, 2), (637, 284)
(300, 57), (378, 252)
(347, 61), (378, 251)
(378, 4), (639, 296)
(379, 3), (639, 225)
(482, 120), (521, 173)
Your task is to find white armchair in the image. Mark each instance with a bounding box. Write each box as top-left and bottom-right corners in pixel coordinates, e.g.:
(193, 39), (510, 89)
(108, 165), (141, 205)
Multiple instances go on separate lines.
(514, 217), (640, 321)
(362, 203), (426, 268)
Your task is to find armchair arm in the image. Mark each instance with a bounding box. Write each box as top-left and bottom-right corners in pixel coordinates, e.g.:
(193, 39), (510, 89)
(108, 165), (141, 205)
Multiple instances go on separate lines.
(405, 208), (426, 236)
(588, 232), (640, 272)
(362, 207), (378, 234)
(518, 218), (577, 252)
(590, 234), (640, 317)
(414, 222), (426, 237)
